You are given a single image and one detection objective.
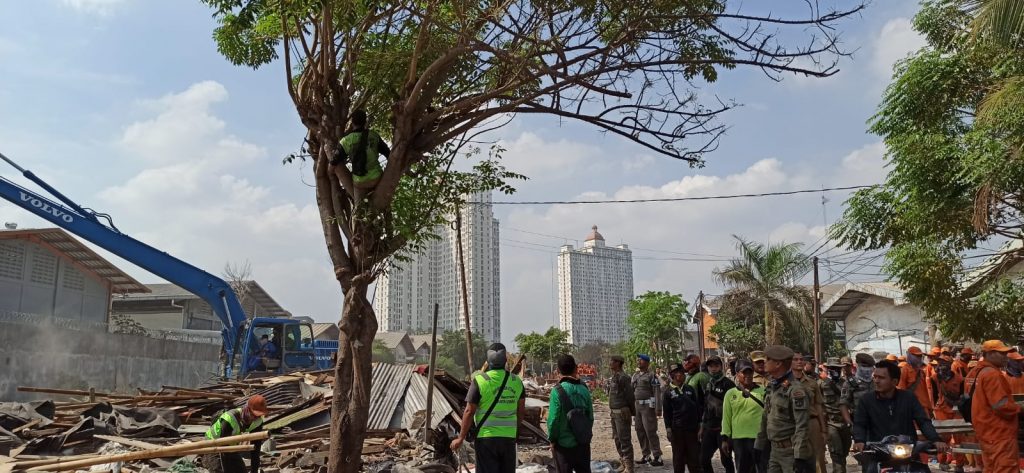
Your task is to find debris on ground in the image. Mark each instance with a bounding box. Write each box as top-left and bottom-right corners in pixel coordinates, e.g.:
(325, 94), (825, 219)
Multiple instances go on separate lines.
(0, 363), (552, 472)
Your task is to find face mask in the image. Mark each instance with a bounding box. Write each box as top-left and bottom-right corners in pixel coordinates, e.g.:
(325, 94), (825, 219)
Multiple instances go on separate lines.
(827, 368), (842, 382)
(856, 365), (874, 382)
(907, 353), (923, 368)
(711, 370), (724, 380)
(1008, 360), (1023, 377)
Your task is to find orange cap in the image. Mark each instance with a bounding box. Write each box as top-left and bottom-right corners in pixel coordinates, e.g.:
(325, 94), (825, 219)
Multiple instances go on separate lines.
(898, 356), (906, 362)
(1009, 351), (1024, 361)
(960, 347), (974, 355)
(981, 340), (1013, 353)
(907, 346), (924, 356)
(885, 354), (898, 361)
(246, 394), (269, 417)
(928, 347), (942, 357)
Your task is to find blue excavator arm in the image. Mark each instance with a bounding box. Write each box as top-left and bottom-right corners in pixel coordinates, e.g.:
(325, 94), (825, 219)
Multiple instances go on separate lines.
(0, 152), (248, 377)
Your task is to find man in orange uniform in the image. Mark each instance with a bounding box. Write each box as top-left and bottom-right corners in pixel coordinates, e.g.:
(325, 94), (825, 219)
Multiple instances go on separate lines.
(930, 355), (965, 472)
(897, 346), (933, 419)
(966, 340), (1020, 472)
(952, 347), (972, 379)
(1005, 350), (1024, 395)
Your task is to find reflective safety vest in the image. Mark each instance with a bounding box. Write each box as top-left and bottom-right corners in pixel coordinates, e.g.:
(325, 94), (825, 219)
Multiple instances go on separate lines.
(340, 130), (384, 183)
(205, 408), (263, 440)
(474, 369), (524, 439)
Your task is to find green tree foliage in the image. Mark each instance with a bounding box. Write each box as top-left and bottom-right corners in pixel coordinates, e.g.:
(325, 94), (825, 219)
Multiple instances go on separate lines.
(110, 314), (148, 336)
(370, 339), (395, 363)
(198, 1), (864, 469)
(624, 291), (689, 368)
(833, 1), (1024, 341)
(436, 330), (488, 377)
(713, 237), (814, 346)
(514, 327), (573, 375)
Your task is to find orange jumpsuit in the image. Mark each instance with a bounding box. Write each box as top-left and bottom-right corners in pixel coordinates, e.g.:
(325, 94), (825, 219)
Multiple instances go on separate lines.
(969, 360), (1021, 472)
(1006, 372), (1024, 394)
(897, 364), (933, 418)
(931, 371), (965, 467)
(952, 359), (970, 379)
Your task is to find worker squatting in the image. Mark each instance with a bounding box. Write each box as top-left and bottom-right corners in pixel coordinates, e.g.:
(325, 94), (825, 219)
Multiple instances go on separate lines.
(452, 340), (1022, 473)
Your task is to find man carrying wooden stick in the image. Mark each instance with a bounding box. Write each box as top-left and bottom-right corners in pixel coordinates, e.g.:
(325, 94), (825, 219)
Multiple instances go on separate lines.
(202, 395), (268, 473)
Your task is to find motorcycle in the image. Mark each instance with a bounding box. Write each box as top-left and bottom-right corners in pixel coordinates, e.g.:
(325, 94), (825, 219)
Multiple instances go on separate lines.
(853, 435), (937, 472)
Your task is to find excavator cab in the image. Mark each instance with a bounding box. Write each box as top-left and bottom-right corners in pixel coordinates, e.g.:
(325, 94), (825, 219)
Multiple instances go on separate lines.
(235, 317), (317, 378)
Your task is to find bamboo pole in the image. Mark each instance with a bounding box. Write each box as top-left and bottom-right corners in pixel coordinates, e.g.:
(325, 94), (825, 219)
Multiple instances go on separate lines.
(24, 445), (253, 471)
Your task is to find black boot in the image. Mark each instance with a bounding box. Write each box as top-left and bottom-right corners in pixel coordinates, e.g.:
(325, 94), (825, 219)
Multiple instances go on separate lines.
(649, 456), (664, 467)
(637, 456), (650, 465)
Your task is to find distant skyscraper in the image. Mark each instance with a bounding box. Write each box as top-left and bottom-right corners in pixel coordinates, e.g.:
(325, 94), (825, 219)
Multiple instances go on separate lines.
(374, 192), (501, 342)
(557, 226), (634, 345)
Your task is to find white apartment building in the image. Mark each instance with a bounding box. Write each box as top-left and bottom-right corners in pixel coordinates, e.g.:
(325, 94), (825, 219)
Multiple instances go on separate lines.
(374, 192), (501, 342)
(558, 226), (634, 345)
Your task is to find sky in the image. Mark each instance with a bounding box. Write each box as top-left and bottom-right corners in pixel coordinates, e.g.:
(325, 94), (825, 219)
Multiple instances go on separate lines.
(0, 0), (928, 346)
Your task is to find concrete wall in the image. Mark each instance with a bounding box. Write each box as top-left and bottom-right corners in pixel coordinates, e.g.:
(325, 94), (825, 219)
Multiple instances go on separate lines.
(0, 321), (220, 401)
(843, 296), (931, 352)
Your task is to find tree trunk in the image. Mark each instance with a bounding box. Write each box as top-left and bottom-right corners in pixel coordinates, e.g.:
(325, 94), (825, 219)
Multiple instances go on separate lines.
(328, 284), (377, 473)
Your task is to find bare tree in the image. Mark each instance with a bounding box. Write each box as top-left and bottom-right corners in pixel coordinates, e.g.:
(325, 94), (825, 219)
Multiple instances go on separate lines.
(223, 260), (253, 313)
(199, 1), (865, 471)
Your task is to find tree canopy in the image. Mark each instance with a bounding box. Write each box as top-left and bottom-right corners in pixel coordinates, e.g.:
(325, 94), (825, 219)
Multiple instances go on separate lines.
(624, 291), (689, 368)
(514, 326), (573, 375)
(833, 0), (1024, 341)
(436, 330), (489, 377)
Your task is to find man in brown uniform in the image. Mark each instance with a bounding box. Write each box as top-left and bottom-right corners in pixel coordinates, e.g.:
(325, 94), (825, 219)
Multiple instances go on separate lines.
(755, 346), (814, 473)
(608, 355), (636, 473)
(793, 352), (827, 473)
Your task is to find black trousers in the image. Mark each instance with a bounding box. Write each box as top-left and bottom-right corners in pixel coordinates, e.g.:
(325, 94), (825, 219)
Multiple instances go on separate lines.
(201, 453), (247, 473)
(755, 443), (769, 473)
(475, 437), (517, 473)
(731, 439), (756, 473)
(553, 444), (592, 473)
(670, 429), (702, 473)
(701, 429), (734, 473)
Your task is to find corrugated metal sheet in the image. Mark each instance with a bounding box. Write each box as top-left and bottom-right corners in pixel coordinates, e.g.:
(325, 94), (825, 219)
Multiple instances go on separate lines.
(367, 363), (413, 429)
(401, 372), (455, 430)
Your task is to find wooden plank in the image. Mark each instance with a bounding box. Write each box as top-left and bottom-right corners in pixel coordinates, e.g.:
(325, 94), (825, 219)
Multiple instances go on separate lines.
(93, 435), (165, 451)
(11, 419), (40, 433)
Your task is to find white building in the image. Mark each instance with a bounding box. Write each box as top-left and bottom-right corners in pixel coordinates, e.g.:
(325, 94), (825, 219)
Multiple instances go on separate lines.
(374, 193), (501, 342)
(821, 282), (934, 354)
(558, 226), (634, 345)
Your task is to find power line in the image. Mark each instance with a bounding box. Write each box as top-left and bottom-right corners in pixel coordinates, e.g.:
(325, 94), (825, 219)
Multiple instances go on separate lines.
(480, 185), (875, 205)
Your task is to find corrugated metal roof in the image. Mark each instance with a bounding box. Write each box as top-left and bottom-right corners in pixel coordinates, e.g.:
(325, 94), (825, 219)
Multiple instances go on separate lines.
(0, 228), (149, 293)
(122, 281), (290, 317)
(401, 372), (455, 430)
(367, 363), (414, 429)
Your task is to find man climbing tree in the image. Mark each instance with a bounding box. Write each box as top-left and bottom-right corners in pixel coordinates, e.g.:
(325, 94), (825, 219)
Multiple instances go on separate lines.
(198, 1), (865, 472)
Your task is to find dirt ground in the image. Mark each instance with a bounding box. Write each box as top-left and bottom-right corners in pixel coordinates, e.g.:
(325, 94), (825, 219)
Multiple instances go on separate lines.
(522, 400), (865, 473)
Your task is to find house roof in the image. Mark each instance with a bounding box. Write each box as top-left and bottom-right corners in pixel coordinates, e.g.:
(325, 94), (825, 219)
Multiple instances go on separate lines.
(409, 334), (434, 350)
(0, 228), (149, 293)
(962, 237), (1024, 293)
(119, 281), (289, 317)
(821, 282), (906, 320)
(375, 331), (412, 350)
(312, 323), (338, 338)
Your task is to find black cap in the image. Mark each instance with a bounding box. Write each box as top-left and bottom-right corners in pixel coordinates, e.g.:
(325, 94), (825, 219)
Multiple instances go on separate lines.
(669, 362), (686, 374)
(765, 345), (795, 361)
(734, 358), (754, 372)
(706, 355), (723, 366)
(610, 355), (625, 363)
(855, 353), (876, 366)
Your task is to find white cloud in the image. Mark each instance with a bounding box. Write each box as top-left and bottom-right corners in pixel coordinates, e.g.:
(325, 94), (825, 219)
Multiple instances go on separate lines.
(94, 81), (335, 320)
(499, 132), (600, 178)
(837, 141), (887, 185)
(60, 0), (128, 15)
(872, 18), (927, 79)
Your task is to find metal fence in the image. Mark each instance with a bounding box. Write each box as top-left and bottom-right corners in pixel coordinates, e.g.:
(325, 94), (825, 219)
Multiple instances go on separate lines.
(0, 310), (221, 345)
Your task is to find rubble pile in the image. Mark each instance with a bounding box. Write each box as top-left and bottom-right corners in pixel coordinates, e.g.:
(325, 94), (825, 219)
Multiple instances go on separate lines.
(0, 364), (551, 473)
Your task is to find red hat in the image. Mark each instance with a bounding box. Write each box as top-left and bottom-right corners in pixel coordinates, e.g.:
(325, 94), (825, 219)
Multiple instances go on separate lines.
(907, 346), (924, 356)
(246, 395), (269, 417)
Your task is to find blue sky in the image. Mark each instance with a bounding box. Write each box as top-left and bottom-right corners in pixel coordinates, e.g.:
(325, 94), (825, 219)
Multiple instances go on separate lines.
(0, 0), (926, 344)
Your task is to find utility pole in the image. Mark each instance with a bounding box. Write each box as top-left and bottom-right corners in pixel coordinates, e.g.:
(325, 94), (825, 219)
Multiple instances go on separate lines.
(696, 291), (705, 358)
(812, 256), (822, 362)
(456, 209), (474, 371)
(423, 303), (440, 443)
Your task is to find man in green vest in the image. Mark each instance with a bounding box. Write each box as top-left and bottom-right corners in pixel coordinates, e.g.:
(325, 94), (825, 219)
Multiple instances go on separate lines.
(329, 109), (391, 190)
(201, 395), (268, 473)
(451, 343), (526, 473)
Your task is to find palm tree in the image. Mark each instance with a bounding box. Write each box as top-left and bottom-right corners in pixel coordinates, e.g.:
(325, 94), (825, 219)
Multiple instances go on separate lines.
(713, 236), (813, 346)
